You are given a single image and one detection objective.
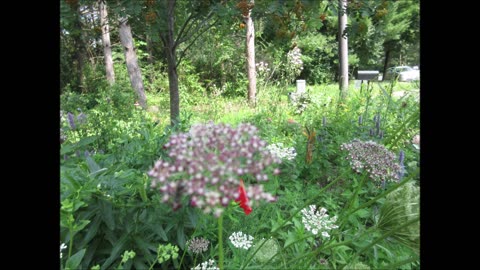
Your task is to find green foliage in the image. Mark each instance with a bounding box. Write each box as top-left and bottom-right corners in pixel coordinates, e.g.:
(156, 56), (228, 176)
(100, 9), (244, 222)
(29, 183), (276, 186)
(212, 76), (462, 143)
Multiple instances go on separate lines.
(297, 34), (338, 84)
(376, 181), (420, 252)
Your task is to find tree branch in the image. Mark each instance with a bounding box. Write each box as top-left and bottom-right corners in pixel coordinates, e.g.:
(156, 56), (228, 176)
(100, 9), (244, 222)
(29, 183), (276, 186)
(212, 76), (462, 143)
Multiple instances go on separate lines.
(176, 18), (219, 68)
(176, 10), (215, 46)
(173, 12), (197, 49)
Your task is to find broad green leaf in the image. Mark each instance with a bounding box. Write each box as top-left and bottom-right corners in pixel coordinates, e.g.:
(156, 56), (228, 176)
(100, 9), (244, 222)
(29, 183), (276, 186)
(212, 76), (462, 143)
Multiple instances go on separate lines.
(74, 220), (91, 233)
(283, 231), (297, 248)
(100, 201), (115, 231)
(85, 156), (101, 174)
(177, 225), (186, 250)
(65, 248), (86, 270)
(101, 234), (129, 270)
(357, 208), (370, 218)
(150, 224), (168, 242)
(80, 216), (101, 247)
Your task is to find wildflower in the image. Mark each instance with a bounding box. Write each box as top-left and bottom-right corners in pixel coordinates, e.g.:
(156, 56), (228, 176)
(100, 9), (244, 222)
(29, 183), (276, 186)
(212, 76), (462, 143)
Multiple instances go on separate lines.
(60, 243), (67, 259)
(187, 237), (210, 254)
(67, 112), (76, 130)
(148, 122), (279, 217)
(266, 143), (297, 161)
(340, 140), (402, 183)
(229, 231), (254, 250)
(301, 205), (338, 239)
(236, 179), (252, 215)
(192, 259), (219, 270)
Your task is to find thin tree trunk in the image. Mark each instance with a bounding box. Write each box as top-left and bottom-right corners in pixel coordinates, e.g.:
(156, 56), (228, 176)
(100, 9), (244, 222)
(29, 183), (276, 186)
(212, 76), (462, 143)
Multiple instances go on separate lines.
(146, 35), (155, 65)
(245, 0), (256, 104)
(99, 0), (115, 85)
(118, 16), (147, 109)
(382, 48), (391, 81)
(71, 2), (86, 92)
(338, 0), (348, 100)
(166, 0), (180, 125)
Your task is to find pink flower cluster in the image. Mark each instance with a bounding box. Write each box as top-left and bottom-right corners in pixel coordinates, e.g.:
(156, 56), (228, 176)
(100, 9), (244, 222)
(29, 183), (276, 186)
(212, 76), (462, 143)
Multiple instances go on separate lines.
(148, 122), (280, 217)
(340, 139), (402, 183)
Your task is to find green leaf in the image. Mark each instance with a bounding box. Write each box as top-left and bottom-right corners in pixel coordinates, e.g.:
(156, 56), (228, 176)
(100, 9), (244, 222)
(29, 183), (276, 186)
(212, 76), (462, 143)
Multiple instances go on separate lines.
(65, 248), (86, 270)
(100, 200), (115, 230)
(101, 234), (129, 269)
(283, 231), (297, 248)
(61, 144), (75, 155)
(74, 219), (91, 233)
(85, 156), (101, 174)
(150, 224), (168, 241)
(356, 208), (370, 218)
(177, 225), (186, 250)
(80, 216), (101, 247)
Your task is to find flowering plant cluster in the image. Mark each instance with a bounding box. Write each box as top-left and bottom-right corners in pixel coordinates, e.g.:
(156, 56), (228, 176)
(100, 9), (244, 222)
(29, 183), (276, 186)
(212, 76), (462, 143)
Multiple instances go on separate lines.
(288, 91), (310, 114)
(301, 205), (339, 239)
(266, 142), (297, 161)
(255, 61), (271, 76)
(148, 122), (280, 217)
(340, 139), (402, 183)
(286, 46), (303, 81)
(192, 259), (219, 270)
(186, 237), (210, 254)
(229, 231), (254, 250)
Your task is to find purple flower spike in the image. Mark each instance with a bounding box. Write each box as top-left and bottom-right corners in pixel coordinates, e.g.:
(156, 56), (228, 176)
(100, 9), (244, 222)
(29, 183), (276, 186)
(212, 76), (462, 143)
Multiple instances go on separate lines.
(67, 112), (76, 130)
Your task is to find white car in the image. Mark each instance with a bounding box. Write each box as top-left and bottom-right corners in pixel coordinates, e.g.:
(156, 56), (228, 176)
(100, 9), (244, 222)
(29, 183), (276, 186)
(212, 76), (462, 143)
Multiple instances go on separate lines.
(385, 66), (420, 82)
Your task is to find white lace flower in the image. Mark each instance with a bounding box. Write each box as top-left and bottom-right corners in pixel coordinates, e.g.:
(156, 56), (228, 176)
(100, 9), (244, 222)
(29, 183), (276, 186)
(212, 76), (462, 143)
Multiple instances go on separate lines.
(191, 259), (219, 270)
(301, 205), (338, 239)
(229, 231), (254, 250)
(266, 143), (297, 161)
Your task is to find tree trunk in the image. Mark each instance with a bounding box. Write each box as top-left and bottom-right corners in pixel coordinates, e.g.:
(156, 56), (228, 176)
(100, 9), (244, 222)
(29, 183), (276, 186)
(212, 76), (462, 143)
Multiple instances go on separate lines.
(338, 0), (348, 100)
(146, 35), (155, 66)
(99, 0), (115, 85)
(71, 2), (86, 92)
(118, 16), (147, 109)
(382, 47), (391, 81)
(245, 1), (256, 104)
(166, 0), (180, 125)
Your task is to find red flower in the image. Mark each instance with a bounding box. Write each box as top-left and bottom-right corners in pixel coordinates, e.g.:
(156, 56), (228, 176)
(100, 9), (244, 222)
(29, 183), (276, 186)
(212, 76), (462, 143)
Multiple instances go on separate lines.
(236, 179), (252, 215)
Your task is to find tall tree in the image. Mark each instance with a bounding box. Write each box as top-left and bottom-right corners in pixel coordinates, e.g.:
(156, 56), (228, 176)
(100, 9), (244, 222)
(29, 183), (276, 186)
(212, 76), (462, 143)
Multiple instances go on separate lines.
(151, 0), (218, 125)
(99, 0), (115, 85)
(65, 0), (87, 92)
(118, 14), (147, 109)
(338, 0), (348, 100)
(164, 0), (179, 123)
(377, 1), (413, 80)
(238, 0), (257, 104)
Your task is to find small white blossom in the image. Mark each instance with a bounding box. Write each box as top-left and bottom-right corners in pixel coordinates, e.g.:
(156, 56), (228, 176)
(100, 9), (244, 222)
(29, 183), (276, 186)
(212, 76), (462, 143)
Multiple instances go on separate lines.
(301, 205), (338, 239)
(266, 143), (297, 161)
(191, 259), (219, 270)
(229, 231), (254, 250)
(60, 243), (67, 259)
